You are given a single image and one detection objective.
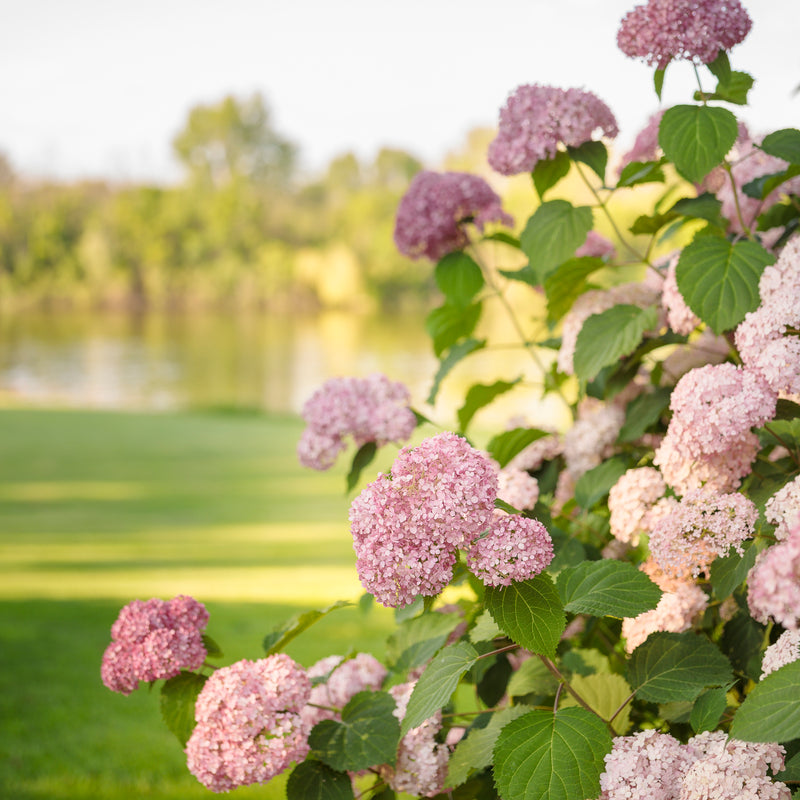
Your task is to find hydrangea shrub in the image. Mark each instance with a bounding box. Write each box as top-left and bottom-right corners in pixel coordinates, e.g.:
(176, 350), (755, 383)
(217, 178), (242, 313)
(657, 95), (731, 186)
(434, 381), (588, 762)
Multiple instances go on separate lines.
(102, 1), (800, 797)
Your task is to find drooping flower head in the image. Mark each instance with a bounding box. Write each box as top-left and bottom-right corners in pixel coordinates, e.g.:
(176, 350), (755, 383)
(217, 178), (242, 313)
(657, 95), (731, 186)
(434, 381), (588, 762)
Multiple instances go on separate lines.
(617, 0), (752, 70)
(297, 373), (416, 470)
(186, 655), (311, 793)
(101, 595), (209, 695)
(488, 83), (618, 176)
(393, 171), (513, 261)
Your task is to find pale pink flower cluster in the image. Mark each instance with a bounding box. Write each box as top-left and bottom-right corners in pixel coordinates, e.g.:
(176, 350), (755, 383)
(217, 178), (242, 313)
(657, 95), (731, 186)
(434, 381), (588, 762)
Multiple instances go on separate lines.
(558, 280), (662, 375)
(765, 475), (800, 541)
(393, 171), (513, 261)
(622, 581), (708, 652)
(716, 138), (800, 239)
(735, 237), (800, 395)
(661, 256), (700, 335)
(507, 431), (563, 472)
(761, 629), (800, 678)
(497, 466), (540, 510)
(599, 729), (789, 800)
(649, 488), (757, 579)
(563, 403), (626, 480)
(101, 595), (208, 695)
(654, 364), (776, 493)
(487, 84), (618, 176)
(576, 230), (616, 260)
(467, 510), (554, 587)
(747, 523), (800, 630)
(185, 655), (311, 793)
(617, 0), (752, 69)
(380, 682), (448, 798)
(609, 467), (668, 545)
(297, 374), (416, 471)
(617, 110), (664, 172)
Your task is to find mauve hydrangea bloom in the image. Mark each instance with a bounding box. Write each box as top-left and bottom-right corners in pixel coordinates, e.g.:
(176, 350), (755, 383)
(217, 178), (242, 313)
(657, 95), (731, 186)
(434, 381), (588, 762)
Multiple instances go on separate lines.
(380, 682), (449, 798)
(748, 523), (800, 630)
(497, 466), (540, 510)
(349, 432), (497, 607)
(766, 475), (800, 541)
(393, 171), (513, 261)
(467, 510), (553, 587)
(297, 373), (416, 470)
(301, 653), (387, 729)
(488, 83), (618, 176)
(617, 0), (752, 69)
(761, 629), (800, 678)
(185, 655), (311, 793)
(575, 230), (617, 260)
(101, 595), (209, 695)
(662, 256), (700, 335)
(609, 467), (668, 545)
(649, 488), (757, 580)
(617, 110), (664, 173)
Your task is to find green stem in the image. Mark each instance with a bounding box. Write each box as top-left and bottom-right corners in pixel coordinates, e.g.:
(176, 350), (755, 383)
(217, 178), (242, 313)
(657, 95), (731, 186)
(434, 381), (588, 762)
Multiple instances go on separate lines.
(608, 690), (636, 725)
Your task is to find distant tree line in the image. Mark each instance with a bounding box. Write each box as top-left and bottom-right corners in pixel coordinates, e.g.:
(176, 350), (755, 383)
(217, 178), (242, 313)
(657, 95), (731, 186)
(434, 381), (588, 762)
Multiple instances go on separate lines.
(0, 93), (433, 312)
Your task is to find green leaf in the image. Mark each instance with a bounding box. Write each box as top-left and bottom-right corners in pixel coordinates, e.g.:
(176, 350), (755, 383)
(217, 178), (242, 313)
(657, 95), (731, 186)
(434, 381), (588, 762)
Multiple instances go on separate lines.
(346, 442), (377, 493)
(426, 338), (486, 405)
(559, 673), (634, 734)
(573, 455), (630, 510)
(776, 750), (800, 783)
(568, 141), (608, 183)
(469, 609), (503, 643)
(654, 67), (667, 101)
(690, 687), (728, 733)
(627, 632), (733, 704)
(263, 601), (352, 655)
(573, 304), (659, 382)
(435, 252), (485, 308)
(493, 708), (613, 800)
(160, 671), (207, 747)
(483, 231), (521, 248)
(426, 302), (482, 357)
(556, 560), (662, 619)
(659, 105), (738, 182)
(485, 573), (565, 659)
(309, 691), (401, 772)
(629, 211), (678, 235)
(401, 641), (479, 735)
(618, 387), (672, 442)
(544, 257), (605, 322)
(708, 70), (755, 105)
(532, 150), (571, 199)
(507, 657), (559, 698)
(754, 163), (800, 199)
(709, 539), (760, 600)
(386, 611), (464, 672)
(758, 201), (800, 231)
(760, 128), (800, 164)
(499, 265), (539, 287)
(720, 610), (766, 679)
(457, 378), (520, 433)
(731, 660), (800, 742)
(670, 192), (725, 227)
(447, 705), (532, 787)
(617, 159), (666, 188)
(707, 50), (731, 85)
(486, 427), (549, 469)
(676, 236), (775, 334)
(201, 633), (223, 659)
(286, 760), (354, 800)
(520, 200), (594, 282)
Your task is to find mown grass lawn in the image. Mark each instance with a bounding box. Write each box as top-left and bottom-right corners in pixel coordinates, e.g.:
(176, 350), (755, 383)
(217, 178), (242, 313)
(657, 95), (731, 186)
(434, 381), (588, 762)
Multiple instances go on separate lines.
(0, 408), (396, 799)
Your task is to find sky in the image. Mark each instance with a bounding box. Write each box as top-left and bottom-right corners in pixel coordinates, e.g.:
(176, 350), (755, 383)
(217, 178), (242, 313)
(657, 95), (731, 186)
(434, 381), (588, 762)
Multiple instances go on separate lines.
(1, 0), (798, 184)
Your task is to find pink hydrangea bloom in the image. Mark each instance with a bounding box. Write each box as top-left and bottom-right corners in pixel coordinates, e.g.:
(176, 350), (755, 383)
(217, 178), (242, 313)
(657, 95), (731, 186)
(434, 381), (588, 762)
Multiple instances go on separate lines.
(349, 432), (498, 607)
(617, 110), (664, 173)
(380, 682), (449, 798)
(564, 403), (626, 480)
(609, 467), (668, 545)
(488, 84), (618, 176)
(298, 373), (416, 470)
(497, 466), (540, 510)
(575, 230), (617, 260)
(748, 524), (800, 630)
(185, 655), (312, 793)
(507, 430), (563, 472)
(467, 510), (553, 587)
(393, 171), (513, 261)
(622, 581), (708, 652)
(301, 653), (387, 729)
(101, 595), (208, 695)
(761, 629), (800, 678)
(617, 0), (752, 69)
(649, 488), (757, 580)
(681, 731), (790, 800)
(662, 256), (700, 335)
(766, 475), (800, 541)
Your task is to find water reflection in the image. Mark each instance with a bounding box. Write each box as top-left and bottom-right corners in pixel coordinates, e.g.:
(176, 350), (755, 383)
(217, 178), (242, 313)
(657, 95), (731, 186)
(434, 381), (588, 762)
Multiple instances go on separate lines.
(0, 310), (437, 414)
